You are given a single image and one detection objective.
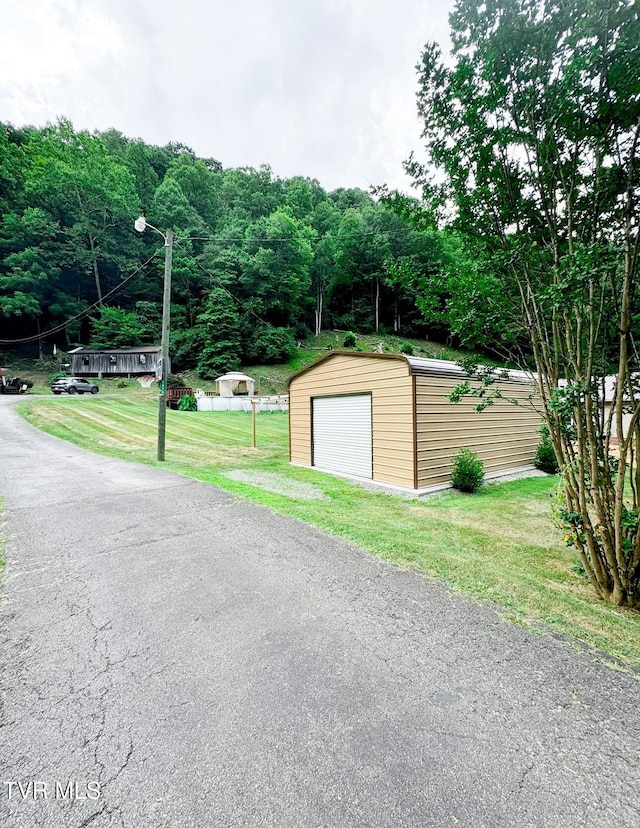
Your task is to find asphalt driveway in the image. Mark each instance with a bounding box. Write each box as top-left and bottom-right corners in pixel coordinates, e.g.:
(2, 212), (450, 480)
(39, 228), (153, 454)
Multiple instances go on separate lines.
(1, 397), (639, 827)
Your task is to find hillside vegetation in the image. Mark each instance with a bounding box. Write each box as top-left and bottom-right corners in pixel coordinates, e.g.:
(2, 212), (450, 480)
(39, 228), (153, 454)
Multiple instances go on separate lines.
(2, 331), (476, 397)
(1, 120), (487, 380)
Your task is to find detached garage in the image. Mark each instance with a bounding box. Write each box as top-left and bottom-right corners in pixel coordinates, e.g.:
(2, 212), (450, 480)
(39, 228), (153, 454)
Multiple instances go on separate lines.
(288, 352), (542, 494)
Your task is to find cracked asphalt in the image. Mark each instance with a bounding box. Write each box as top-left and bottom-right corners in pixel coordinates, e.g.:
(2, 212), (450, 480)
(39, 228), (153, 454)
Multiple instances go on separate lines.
(1, 397), (640, 828)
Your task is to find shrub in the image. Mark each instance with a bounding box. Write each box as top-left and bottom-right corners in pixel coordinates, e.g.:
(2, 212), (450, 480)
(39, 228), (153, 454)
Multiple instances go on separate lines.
(451, 447), (485, 493)
(49, 371), (66, 383)
(534, 426), (560, 474)
(167, 374), (186, 389)
(116, 380), (128, 389)
(400, 342), (414, 356)
(245, 326), (296, 364)
(343, 331), (357, 348)
(177, 394), (197, 411)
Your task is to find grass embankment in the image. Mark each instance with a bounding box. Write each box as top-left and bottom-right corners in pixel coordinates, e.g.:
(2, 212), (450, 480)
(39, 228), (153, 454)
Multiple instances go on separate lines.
(18, 395), (640, 670)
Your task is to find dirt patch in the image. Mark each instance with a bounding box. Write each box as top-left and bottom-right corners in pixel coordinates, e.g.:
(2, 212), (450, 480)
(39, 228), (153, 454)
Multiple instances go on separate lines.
(223, 470), (329, 500)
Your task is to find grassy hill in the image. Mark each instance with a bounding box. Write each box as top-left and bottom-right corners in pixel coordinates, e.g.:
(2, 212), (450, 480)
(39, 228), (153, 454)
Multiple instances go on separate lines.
(224, 331), (475, 396)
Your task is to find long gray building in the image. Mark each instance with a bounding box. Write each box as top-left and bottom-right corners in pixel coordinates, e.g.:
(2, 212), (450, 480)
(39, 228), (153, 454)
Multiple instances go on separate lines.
(69, 346), (166, 378)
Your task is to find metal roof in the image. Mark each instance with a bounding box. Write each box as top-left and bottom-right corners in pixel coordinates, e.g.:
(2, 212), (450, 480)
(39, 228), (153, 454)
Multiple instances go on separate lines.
(69, 346), (161, 354)
(288, 351), (536, 385)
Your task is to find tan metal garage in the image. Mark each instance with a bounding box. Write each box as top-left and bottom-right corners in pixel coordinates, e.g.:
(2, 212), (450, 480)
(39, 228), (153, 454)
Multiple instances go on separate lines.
(288, 352), (542, 494)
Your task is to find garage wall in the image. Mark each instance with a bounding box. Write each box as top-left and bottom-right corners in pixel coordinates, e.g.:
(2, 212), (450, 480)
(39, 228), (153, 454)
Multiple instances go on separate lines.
(289, 354), (415, 488)
(415, 375), (542, 489)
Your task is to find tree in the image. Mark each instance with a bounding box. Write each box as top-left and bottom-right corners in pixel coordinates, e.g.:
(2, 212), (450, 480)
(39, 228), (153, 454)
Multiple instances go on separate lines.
(242, 208), (314, 327)
(89, 302), (161, 348)
(195, 287), (242, 378)
(25, 120), (141, 306)
(411, 0), (640, 606)
(332, 207), (392, 333)
(90, 307), (148, 348)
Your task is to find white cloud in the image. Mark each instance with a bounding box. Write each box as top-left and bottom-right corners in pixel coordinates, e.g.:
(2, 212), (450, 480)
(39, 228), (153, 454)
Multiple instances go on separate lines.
(0, 0), (453, 192)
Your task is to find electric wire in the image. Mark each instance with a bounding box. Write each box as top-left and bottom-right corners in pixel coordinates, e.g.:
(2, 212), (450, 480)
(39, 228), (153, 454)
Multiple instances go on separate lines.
(0, 249), (164, 345)
(172, 237), (272, 328)
(1, 222), (425, 346)
(185, 226), (419, 243)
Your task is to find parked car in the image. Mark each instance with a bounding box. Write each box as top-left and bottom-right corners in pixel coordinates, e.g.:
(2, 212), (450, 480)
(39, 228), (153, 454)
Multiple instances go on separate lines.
(51, 377), (99, 395)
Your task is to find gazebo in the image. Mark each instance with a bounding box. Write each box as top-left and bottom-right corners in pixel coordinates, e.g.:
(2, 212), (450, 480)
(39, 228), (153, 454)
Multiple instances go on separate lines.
(215, 372), (255, 398)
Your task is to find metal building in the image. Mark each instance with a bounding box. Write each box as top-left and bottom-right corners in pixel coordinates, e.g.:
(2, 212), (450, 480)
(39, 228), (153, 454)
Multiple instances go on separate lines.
(288, 352), (542, 494)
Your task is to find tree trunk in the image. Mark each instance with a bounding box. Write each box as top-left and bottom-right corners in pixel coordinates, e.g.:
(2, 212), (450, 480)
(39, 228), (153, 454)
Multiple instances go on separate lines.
(315, 287), (323, 336)
(37, 316), (43, 360)
(88, 234), (103, 307)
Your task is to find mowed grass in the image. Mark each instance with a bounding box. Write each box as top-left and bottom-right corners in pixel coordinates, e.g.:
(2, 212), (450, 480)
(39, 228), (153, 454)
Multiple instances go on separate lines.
(18, 395), (640, 670)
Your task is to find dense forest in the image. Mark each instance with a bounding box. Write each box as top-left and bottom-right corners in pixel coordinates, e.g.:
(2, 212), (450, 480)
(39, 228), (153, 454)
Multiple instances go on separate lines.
(0, 119), (465, 376)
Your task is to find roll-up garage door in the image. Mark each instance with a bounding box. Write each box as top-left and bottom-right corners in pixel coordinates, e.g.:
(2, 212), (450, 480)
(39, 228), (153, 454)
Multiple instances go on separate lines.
(312, 394), (372, 479)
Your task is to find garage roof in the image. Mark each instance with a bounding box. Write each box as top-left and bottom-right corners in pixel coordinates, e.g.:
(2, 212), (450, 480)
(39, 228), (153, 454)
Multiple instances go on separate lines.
(288, 351), (536, 385)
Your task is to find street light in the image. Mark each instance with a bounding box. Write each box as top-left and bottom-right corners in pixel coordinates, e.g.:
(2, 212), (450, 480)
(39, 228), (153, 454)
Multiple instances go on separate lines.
(135, 216), (174, 461)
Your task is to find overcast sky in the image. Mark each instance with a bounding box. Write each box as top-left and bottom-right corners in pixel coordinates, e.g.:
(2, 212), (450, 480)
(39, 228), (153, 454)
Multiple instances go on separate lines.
(0, 0), (454, 193)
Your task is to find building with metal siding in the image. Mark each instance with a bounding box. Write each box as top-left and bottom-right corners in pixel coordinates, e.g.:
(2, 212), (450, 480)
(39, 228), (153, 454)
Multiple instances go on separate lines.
(69, 347), (167, 378)
(288, 352), (542, 494)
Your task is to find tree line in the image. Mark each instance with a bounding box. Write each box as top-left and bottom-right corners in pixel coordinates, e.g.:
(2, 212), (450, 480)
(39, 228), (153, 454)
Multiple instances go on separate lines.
(405, 0), (639, 607)
(0, 119), (460, 376)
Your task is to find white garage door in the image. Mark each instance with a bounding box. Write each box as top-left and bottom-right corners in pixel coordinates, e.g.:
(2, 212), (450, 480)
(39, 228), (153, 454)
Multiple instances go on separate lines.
(312, 394), (372, 479)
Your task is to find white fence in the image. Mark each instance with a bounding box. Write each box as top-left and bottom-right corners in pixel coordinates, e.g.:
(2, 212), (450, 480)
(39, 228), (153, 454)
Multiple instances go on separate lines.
(195, 391), (289, 413)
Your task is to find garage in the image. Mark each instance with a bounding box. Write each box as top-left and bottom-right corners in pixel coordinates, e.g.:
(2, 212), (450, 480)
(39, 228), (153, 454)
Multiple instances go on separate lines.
(312, 394), (372, 479)
(288, 352), (542, 494)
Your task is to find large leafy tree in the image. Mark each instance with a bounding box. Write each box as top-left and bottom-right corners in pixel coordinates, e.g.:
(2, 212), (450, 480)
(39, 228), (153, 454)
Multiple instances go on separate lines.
(25, 120), (141, 306)
(195, 287), (242, 378)
(412, 0), (640, 606)
(242, 207), (314, 327)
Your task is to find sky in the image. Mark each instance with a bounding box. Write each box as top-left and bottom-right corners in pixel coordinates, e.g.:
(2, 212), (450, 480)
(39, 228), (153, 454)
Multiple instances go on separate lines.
(0, 0), (454, 193)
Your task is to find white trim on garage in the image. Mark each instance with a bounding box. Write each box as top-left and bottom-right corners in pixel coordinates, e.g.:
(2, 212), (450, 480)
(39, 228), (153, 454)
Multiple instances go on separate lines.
(312, 394), (372, 479)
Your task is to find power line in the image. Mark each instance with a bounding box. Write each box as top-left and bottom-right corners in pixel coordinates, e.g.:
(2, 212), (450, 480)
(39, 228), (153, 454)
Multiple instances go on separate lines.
(0, 249), (163, 345)
(1, 222), (424, 346)
(173, 237), (271, 327)
(184, 226), (420, 244)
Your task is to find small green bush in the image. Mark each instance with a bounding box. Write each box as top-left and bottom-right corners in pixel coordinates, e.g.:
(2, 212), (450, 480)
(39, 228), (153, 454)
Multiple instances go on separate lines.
(117, 380), (128, 389)
(534, 426), (559, 473)
(400, 342), (414, 356)
(177, 394), (197, 412)
(49, 371), (67, 383)
(246, 326), (296, 364)
(451, 447), (485, 493)
(343, 332), (357, 348)
(167, 374), (186, 389)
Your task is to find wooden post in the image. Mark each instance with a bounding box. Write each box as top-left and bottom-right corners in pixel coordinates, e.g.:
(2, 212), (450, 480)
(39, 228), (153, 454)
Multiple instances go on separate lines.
(252, 399), (257, 448)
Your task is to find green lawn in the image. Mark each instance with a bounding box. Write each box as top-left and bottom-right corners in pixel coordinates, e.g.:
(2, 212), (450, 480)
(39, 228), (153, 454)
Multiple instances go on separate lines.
(17, 395), (640, 670)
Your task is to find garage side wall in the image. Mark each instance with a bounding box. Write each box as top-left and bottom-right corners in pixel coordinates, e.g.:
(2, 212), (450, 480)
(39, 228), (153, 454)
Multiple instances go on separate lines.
(289, 355), (415, 488)
(415, 376), (542, 489)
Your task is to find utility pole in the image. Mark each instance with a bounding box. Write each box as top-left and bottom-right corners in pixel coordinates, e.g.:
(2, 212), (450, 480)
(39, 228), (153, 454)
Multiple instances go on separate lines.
(134, 217), (173, 461)
(157, 228), (173, 461)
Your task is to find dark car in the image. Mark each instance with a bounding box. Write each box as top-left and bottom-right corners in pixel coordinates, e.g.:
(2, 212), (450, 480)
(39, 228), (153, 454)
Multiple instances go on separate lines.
(51, 377), (99, 395)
